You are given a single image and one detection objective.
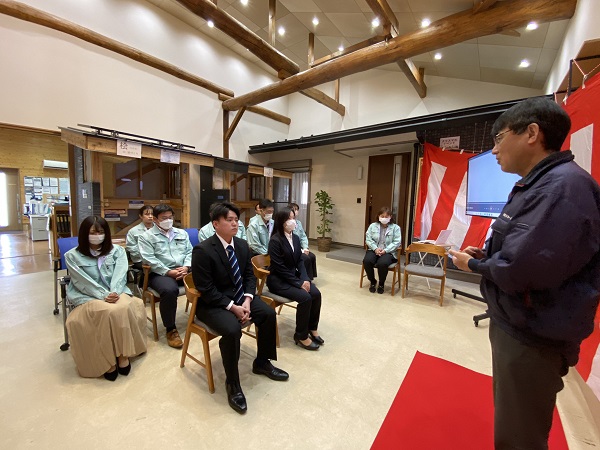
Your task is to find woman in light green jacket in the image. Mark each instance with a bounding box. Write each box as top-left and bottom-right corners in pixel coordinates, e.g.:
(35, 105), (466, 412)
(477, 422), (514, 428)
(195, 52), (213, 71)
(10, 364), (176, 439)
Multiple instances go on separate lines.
(363, 206), (402, 294)
(65, 216), (147, 381)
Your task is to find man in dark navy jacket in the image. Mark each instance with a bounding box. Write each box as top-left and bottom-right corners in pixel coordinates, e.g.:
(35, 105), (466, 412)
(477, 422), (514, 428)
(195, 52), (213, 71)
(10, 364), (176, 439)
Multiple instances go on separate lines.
(191, 202), (288, 414)
(450, 97), (600, 450)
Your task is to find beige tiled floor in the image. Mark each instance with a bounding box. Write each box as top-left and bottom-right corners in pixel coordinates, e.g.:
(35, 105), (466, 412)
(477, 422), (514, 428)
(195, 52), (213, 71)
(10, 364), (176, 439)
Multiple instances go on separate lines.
(0, 249), (598, 449)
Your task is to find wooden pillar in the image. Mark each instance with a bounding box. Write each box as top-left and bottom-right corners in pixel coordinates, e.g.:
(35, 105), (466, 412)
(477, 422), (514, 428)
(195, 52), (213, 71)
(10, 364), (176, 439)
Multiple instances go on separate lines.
(67, 144), (78, 237)
(265, 176), (273, 200)
(181, 163), (190, 227)
(335, 79), (340, 102)
(308, 32), (314, 65)
(90, 151), (104, 217)
(222, 109), (229, 159)
(269, 0), (276, 46)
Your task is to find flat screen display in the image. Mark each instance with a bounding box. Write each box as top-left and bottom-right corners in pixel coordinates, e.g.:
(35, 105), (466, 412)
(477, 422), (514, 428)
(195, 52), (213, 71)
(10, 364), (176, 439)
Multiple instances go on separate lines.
(466, 150), (521, 218)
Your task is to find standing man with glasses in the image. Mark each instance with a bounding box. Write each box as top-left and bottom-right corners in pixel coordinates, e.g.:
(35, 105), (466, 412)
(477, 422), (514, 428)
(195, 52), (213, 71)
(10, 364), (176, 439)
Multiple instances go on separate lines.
(450, 97), (600, 449)
(192, 202), (288, 414)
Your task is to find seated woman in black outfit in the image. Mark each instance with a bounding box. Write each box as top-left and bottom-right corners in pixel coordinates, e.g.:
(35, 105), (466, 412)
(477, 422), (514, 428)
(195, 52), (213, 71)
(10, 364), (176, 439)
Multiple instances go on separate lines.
(267, 208), (324, 351)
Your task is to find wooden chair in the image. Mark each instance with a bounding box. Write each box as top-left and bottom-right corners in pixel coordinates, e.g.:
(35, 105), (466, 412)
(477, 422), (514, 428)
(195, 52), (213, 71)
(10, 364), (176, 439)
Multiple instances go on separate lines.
(359, 246), (403, 296)
(181, 273), (257, 393)
(402, 243), (448, 306)
(251, 254), (293, 347)
(141, 265), (186, 341)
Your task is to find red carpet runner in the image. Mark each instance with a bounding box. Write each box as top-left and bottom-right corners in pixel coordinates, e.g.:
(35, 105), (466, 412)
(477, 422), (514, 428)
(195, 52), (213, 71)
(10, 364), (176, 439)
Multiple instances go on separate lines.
(372, 351), (568, 449)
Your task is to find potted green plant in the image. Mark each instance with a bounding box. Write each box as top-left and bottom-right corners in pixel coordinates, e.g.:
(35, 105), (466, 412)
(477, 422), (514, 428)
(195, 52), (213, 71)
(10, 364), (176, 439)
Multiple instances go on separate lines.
(314, 190), (334, 252)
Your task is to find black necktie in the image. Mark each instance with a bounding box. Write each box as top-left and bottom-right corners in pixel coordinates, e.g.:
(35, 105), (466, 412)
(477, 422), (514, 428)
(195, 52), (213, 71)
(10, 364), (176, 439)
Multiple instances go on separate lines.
(226, 245), (244, 305)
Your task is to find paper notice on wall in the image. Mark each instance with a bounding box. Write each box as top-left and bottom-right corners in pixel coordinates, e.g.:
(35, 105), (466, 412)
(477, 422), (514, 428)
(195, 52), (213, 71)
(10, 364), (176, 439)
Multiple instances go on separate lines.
(160, 149), (180, 164)
(50, 178), (58, 187)
(42, 186), (51, 194)
(439, 136), (460, 149)
(24, 177), (33, 186)
(42, 177), (50, 186)
(50, 186), (59, 195)
(264, 167), (274, 178)
(33, 178), (42, 188)
(59, 178), (70, 195)
(117, 139), (142, 158)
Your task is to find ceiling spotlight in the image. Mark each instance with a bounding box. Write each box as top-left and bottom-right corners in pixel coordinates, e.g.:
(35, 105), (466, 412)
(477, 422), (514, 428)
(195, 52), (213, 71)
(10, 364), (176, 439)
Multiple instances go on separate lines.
(372, 17), (380, 27)
(519, 59), (530, 68)
(240, 0), (248, 5)
(207, 20), (214, 28)
(278, 26), (285, 36)
(421, 18), (431, 28)
(434, 52), (442, 60)
(338, 45), (344, 52)
(526, 21), (538, 31)
(312, 17), (319, 26)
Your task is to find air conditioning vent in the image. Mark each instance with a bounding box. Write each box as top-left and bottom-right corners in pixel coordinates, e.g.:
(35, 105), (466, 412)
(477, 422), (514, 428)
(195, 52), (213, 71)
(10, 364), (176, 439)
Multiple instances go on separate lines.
(43, 160), (68, 170)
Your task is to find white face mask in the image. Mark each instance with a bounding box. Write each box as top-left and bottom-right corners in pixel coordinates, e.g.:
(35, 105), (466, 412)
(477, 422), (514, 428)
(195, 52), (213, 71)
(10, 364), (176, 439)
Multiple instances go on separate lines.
(285, 219), (297, 232)
(159, 218), (173, 230)
(379, 217), (391, 225)
(89, 234), (105, 245)
(264, 214), (273, 221)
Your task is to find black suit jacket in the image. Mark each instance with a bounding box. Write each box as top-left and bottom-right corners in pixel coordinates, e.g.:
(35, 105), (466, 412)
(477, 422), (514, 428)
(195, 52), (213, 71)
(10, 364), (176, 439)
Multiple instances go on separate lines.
(267, 233), (309, 292)
(192, 234), (256, 309)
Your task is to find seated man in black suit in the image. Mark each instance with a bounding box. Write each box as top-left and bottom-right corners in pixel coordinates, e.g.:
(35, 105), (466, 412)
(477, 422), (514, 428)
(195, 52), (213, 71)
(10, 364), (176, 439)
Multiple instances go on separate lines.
(191, 202), (289, 414)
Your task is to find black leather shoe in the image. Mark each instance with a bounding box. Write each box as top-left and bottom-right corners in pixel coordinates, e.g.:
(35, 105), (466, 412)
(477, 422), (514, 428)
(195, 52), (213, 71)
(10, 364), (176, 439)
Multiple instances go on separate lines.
(252, 360), (289, 381)
(377, 285), (384, 294)
(118, 362), (131, 376)
(226, 382), (247, 414)
(369, 284), (376, 293)
(309, 331), (324, 345)
(104, 368), (118, 381)
(294, 338), (320, 351)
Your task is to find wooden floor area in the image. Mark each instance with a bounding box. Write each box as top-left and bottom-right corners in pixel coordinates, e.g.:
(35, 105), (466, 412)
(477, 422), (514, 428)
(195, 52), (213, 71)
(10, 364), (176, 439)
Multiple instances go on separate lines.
(0, 232), (53, 277)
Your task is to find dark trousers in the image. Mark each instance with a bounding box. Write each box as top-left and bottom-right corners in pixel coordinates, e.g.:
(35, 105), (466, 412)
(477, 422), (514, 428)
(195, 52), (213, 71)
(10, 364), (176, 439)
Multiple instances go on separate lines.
(301, 252), (318, 279)
(270, 282), (321, 341)
(363, 250), (396, 285)
(489, 321), (568, 450)
(196, 295), (277, 384)
(148, 273), (183, 330)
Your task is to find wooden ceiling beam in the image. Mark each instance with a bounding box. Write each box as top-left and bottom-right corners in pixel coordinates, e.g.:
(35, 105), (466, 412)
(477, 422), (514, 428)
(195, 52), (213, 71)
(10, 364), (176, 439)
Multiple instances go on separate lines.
(311, 34), (389, 67)
(396, 60), (426, 98)
(0, 1), (233, 96)
(223, 0), (577, 111)
(473, 0), (498, 13)
(224, 107), (246, 141)
(300, 88), (346, 116)
(218, 94), (291, 125)
(176, 0), (298, 75)
(365, 0), (399, 35)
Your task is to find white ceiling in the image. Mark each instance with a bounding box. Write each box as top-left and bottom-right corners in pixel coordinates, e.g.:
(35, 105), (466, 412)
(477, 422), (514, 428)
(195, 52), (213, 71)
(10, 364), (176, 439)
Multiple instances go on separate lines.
(148, 0), (571, 90)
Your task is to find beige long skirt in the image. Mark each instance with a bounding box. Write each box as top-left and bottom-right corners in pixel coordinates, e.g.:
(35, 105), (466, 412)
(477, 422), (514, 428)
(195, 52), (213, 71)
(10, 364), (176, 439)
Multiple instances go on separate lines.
(66, 294), (147, 378)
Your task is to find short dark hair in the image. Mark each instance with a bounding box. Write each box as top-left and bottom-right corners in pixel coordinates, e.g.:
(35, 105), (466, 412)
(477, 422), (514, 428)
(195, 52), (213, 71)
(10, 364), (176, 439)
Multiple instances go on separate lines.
(259, 198), (274, 210)
(288, 202), (299, 210)
(210, 202), (240, 222)
(153, 203), (174, 218)
(273, 207), (293, 237)
(376, 206), (393, 223)
(139, 205), (153, 216)
(492, 97), (571, 151)
(77, 216), (113, 257)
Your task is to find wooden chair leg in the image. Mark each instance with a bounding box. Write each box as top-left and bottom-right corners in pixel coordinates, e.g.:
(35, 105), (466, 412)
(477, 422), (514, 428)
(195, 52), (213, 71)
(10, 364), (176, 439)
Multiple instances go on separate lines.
(180, 328), (192, 368)
(401, 272), (407, 298)
(439, 277), (446, 306)
(390, 268), (398, 296)
(150, 297), (159, 341)
(277, 304), (283, 315)
(201, 333), (215, 394)
(185, 299), (190, 313)
(359, 264), (365, 288)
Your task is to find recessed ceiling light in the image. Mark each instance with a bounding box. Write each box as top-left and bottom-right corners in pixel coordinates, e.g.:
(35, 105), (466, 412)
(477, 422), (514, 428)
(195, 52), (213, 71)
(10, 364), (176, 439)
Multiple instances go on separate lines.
(207, 20), (214, 28)
(278, 26), (285, 36)
(338, 45), (344, 52)
(434, 52), (442, 60)
(519, 59), (530, 68)
(312, 17), (319, 26)
(421, 18), (431, 28)
(372, 17), (380, 27)
(526, 21), (538, 31)
(240, 0), (248, 5)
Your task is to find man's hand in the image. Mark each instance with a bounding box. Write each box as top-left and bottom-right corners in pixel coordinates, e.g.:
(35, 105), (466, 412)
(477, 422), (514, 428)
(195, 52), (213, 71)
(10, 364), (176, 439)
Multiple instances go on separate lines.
(301, 281), (310, 292)
(375, 248), (385, 256)
(168, 267), (188, 280)
(105, 292), (120, 303)
(302, 249), (310, 255)
(231, 303), (251, 323)
(448, 249), (473, 272)
(463, 246), (485, 259)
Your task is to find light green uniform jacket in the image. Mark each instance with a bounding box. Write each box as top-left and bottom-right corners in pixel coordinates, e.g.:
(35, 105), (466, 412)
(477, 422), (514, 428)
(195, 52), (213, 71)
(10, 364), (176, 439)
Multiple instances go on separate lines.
(138, 224), (193, 275)
(198, 220), (246, 242)
(365, 222), (402, 254)
(65, 245), (132, 307)
(125, 222), (151, 263)
(246, 214), (273, 255)
(293, 219), (309, 250)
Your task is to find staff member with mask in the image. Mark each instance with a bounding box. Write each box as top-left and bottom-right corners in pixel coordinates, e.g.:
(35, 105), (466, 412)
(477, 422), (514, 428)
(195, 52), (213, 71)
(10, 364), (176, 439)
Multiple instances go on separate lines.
(267, 208), (323, 350)
(247, 198), (274, 256)
(138, 204), (193, 348)
(363, 206), (402, 294)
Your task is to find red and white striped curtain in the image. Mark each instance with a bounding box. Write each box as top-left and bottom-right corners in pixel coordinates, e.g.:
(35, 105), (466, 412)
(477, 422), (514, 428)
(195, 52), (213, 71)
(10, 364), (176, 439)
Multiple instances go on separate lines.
(414, 143), (492, 250)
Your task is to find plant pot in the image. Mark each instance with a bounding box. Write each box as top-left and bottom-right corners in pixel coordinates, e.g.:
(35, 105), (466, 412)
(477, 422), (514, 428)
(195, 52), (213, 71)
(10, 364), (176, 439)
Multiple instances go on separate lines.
(317, 237), (332, 252)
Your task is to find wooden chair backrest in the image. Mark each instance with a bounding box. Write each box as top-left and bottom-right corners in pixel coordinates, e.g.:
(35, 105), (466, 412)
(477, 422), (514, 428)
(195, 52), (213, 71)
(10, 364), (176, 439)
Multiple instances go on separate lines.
(251, 254), (270, 295)
(405, 243), (448, 272)
(183, 273), (201, 319)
